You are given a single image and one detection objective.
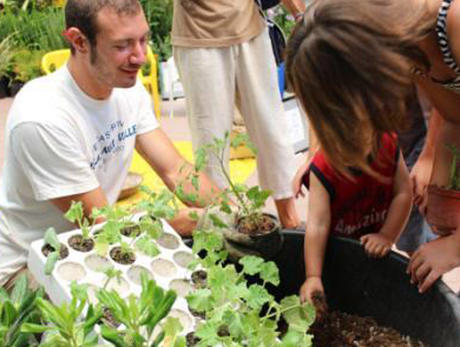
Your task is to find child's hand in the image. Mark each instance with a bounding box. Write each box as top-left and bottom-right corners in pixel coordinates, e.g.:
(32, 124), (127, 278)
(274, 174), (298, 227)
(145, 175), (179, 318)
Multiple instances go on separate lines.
(299, 276), (324, 303)
(360, 233), (393, 258)
(300, 277), (328, 321)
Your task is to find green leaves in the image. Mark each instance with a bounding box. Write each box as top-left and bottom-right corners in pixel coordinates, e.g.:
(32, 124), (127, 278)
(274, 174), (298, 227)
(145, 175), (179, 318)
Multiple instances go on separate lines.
(135, 235), (160, 258)
(44, 228), (60, 251)
(44, 252), (59, 275)
(281, 296), (316, 333)
(64, 201), (84, 225)
(246, 186), (272, 210)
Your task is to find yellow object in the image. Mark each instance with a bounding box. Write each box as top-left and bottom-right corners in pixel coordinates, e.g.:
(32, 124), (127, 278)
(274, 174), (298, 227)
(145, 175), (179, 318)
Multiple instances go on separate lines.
(40, 46), (161, 118)
(40, 49), (70, 75)
(117, 141), (257, 207)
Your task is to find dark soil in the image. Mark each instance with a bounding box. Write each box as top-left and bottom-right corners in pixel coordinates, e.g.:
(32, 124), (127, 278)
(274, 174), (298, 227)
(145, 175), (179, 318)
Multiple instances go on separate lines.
(120, 224), (141, 238)
(310, 311), (425, 347)
(41, 243), (69, 260)
(186, 332), (200, 347)
(100, 307), (120, 328)
(189, 306), (206, 320)
(191, 270), (207, 289)
(68, 234), (94, 252)
(237, 214), (276, 236)
(311, 291), (328, 322)
(109, 246), (136, 265)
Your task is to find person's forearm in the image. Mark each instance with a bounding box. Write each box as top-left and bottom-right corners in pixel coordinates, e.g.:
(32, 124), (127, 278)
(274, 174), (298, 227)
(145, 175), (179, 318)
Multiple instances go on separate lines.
(379, 190), (412, 242)
(172, 160), (221, 208)
(304, 224), (329, 278)
(281, 0), (306, 18)
(420, 108), (443, 159)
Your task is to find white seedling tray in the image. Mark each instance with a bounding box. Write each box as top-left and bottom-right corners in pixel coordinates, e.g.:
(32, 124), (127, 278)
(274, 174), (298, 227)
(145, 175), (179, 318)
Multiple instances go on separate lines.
(28, 215), (198, 334)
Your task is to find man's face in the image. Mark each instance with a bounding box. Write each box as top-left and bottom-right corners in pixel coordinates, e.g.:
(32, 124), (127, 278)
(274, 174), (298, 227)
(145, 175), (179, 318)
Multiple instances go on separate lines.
(88, 7), (150, 89)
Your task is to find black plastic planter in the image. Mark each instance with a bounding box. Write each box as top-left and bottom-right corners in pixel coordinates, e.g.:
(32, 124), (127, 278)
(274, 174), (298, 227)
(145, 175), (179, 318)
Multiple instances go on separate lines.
(271, 230), (460, 347)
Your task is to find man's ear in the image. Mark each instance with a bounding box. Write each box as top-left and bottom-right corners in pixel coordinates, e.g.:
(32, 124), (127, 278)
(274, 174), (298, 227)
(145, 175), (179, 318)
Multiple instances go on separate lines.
(63, 27), (89, 54)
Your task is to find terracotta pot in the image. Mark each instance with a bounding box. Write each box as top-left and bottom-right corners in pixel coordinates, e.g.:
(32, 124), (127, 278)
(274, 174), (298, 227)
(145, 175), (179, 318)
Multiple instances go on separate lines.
(426, 185), (460, 235)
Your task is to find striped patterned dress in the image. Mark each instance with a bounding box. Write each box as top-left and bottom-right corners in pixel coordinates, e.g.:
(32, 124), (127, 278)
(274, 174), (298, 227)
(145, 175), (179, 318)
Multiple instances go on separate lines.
(435, 0), (460, 93)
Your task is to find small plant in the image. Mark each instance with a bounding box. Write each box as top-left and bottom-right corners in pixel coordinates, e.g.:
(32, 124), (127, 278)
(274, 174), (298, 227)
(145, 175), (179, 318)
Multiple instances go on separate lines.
(21, 282), (102, 347)
(42, 227), (67, 275)
(102, 267), (124, 290)
(64, 201), (96, 252)
(96, 275), (182, 347)
(187, 229), (315, 346)
(446, 144), (460, 190)
(0, 274), (44, 347)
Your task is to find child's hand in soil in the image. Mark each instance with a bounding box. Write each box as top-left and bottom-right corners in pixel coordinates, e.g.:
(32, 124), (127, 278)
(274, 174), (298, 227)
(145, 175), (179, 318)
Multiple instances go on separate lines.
(360, 233), (393, 258)
(300, 276), (324, 304)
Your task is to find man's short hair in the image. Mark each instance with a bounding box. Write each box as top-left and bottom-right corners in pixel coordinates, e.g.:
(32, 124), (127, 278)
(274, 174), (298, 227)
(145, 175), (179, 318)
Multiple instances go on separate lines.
(65, 0), (141, 53)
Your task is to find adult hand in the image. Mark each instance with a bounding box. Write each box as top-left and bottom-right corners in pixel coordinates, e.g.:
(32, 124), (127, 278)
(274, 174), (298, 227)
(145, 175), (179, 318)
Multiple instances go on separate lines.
(410, 154), (433, 215)
(407, 232), (460, 293)
(360, 233), (392, 258)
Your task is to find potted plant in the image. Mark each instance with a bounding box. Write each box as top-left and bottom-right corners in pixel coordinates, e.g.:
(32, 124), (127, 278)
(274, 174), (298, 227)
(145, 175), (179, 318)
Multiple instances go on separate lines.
(194, 132), (283, 259)
(41, 228), (69, 275)
(427, 144), (460, 235)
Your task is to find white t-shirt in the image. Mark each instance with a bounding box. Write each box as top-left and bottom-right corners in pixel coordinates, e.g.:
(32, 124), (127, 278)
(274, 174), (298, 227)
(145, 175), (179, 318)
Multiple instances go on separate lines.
(0, 66), (158, 285)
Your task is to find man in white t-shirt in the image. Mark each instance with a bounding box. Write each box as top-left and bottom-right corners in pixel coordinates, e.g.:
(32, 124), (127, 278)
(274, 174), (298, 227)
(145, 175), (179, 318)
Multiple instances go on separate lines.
(0, 0), (220, 288)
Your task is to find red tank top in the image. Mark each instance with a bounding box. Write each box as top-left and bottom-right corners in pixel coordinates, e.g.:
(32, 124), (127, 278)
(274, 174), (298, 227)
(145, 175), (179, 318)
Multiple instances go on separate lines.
(303, 133), (399, 239)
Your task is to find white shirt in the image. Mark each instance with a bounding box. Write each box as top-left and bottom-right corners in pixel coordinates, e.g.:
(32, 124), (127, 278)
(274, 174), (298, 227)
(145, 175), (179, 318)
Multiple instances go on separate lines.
(0, 66), (158, 285)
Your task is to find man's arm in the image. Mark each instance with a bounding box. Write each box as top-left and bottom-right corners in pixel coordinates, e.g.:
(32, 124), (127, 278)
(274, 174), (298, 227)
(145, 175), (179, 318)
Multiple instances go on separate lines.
(135, 128), (221, 207)
(51, 187), (108, 223)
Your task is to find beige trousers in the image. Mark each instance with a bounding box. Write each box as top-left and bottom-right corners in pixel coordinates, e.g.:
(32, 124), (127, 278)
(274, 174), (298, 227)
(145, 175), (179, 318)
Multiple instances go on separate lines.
(174, 30), (295, 200)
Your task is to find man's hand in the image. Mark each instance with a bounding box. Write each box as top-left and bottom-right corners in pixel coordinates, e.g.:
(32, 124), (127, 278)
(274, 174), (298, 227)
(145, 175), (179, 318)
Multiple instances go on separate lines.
(410, 155), (434, 215)
(360, 233), (393, 258)
(407, 233), (460, 293)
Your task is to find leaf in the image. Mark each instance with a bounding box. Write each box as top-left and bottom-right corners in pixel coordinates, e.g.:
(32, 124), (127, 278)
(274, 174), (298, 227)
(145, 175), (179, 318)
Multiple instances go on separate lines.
(219, 201), (232, 214)
(135, 236), (160, 257)
(260, 262), (280, 286)
(281, 296), (316, 333)
(191, 174), (200, 192)
(194, 320), (220, 345)
(186, 288), (212, 313)
(44, 252), (59, 275)
(239, 256), (264, 276)
(247, 285), (271, 310)
(10, 273), (28, 306)
(70, 282), (88, 302)
(44, 228), (60, 251)
(280, 330), (313, 347)
(188, 210), (199, 221)
(20, 322), (49, 334)
(163, 316), (183, 337)
(209, 213), (228, 228)
(64, 201), (83, 224)
(194, 147), (208, 172)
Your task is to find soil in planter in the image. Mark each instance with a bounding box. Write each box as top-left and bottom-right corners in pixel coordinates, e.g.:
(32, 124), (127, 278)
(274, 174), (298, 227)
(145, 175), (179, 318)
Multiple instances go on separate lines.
(109, 246), (136, 265)
(120, 224), (141, 238)
(68, 234), (94, 252)
(191, 269), (207, 289)
(237, 214), (276, 236)
(188, 306), (206, 319)
(186, 332), (200, 347)
(309, 311), (425, 347)
(41, 243), (69, 259)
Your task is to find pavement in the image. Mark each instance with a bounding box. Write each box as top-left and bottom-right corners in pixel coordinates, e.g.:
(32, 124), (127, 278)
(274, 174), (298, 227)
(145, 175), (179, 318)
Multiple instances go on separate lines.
(0, 96), (458, 293)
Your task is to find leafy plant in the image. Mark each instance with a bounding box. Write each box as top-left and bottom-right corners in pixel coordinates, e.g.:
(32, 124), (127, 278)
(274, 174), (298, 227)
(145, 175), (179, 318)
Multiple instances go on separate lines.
(102, 267), (124, 290)
(195, 132), (272, 229)
(187, 230), (315, 346)
(64, 201), (95, 241)
(9, 48), (44, 83)
(96, 275), (182, 347)
(0, 274), (44, 347)
(0, 35), (14, 78)
(21, 282), (102, 347)
(43, 227), (62, 275)
(446, 144), (460, 190)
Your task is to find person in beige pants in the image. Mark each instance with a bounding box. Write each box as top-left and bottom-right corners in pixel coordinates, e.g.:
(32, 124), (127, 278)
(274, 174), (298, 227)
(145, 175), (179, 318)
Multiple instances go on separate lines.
(172, 0), (306, 228)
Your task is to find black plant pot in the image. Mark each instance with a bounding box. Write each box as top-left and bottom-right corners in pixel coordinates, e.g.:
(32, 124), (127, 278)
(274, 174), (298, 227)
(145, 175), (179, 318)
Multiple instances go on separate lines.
(271, 230), (460, 347)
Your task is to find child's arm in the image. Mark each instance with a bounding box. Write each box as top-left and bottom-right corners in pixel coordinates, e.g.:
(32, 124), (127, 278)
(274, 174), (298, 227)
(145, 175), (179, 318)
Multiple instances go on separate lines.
(300, 171), (331, 305)
(360, 151), (413, 257)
